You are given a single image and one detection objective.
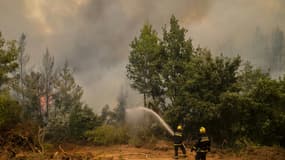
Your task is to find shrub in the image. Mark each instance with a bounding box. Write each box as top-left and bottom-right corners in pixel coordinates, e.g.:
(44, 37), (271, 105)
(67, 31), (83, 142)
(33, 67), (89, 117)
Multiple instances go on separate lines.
(0, 93), (21, 130)
(127, 123), (159, 147)
(69, 105), (101, 139)
(84, 125), (129, 145)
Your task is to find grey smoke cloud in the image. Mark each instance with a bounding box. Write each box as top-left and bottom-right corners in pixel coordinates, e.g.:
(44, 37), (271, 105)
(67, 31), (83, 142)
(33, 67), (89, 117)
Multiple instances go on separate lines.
(0, 0), (284, 111)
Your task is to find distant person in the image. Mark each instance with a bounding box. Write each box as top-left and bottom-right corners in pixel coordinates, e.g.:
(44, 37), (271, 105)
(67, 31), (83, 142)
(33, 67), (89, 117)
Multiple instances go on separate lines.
(173, 125), (187, 159)
(191, 127), (211, 160)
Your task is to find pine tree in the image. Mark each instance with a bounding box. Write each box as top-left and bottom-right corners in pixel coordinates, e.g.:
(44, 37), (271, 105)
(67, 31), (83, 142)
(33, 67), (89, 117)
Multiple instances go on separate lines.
(54, 60), (83, 119)
(0, 32), (20, 129)
(41, 49), (55, 121)
(126, 23), (162, 108)
(0, 32), (18, 88)
(160, 15), (193, 108)
(114, 88), (127, 124)
(22, 71), (44, 120)
(17, 33), (29, 102)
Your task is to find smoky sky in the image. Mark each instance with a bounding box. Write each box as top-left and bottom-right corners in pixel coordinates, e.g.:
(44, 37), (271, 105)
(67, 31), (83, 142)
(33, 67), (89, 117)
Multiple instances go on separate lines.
(0, 0), (285, 111)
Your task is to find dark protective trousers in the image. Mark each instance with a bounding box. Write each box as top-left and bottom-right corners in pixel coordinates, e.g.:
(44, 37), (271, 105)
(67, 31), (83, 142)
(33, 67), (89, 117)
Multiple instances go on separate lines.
(195, 152), (207, 160)
(174, 144), (186, 158)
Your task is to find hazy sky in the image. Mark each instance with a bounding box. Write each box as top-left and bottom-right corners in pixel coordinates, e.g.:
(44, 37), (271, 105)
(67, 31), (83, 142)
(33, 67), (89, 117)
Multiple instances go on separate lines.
(0, 0), (284, 112)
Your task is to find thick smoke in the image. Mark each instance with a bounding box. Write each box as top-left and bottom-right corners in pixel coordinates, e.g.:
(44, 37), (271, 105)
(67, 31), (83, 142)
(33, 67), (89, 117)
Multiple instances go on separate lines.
(0, 0), (284, 111)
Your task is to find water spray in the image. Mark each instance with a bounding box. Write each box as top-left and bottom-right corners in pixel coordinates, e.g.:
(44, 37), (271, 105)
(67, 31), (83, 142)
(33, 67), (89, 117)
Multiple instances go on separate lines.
(126, 106), (174, 136)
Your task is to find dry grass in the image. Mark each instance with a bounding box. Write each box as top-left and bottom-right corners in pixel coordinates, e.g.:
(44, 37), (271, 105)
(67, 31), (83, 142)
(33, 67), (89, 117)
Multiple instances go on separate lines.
(2, 142), (285, 160)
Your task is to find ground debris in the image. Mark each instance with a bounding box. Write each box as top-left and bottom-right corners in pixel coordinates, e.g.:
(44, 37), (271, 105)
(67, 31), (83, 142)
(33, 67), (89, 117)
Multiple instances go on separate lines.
(1, 142), (285, 160)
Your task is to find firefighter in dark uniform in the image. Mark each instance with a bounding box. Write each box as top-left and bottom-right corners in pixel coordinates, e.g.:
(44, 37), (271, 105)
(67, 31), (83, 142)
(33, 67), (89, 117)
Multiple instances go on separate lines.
(173, 125), (187, 159)
(191, 127), (211, 160)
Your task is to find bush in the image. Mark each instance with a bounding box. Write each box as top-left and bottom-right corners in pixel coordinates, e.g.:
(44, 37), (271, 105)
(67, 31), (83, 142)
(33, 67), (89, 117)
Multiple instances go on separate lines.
(69, 105), (101, 139)
(45, 117), (70, 142)
(127, 122), (160, 147)
(84, 125), (129, 145)
(0, 120), (44, 153)
(0, 93), (21, 130)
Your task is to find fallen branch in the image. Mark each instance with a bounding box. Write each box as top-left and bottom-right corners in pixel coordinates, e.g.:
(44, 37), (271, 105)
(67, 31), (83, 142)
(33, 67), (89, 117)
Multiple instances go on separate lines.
(16, 133), (36, 153)
(38, 127), (46, 154)
(59, 144), (68, 155)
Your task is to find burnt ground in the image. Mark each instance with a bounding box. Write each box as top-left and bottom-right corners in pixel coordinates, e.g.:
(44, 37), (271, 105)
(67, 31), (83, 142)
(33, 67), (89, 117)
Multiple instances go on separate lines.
(2, 140), (284, 160)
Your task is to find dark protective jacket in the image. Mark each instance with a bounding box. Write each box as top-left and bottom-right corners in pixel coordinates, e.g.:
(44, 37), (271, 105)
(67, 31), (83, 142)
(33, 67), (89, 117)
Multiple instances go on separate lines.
(173, 131), (184, 145)
(192, 134), (211, 152)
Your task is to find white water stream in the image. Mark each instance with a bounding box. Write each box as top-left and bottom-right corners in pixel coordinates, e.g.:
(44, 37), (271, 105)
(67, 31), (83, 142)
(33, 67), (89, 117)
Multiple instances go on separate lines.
(126, 107), (174, 136)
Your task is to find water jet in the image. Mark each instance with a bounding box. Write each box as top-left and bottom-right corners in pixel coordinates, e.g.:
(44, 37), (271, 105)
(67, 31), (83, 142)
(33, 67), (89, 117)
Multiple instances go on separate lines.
(126, 106), (174, 136)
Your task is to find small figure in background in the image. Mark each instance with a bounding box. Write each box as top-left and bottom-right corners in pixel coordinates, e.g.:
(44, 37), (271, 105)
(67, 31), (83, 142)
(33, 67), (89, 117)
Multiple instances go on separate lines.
(191, 126), (211, 160)
(173, 125), (187, 159)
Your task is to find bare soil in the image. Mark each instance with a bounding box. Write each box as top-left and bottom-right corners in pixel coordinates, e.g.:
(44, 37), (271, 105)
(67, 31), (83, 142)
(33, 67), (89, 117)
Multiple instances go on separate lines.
(2, 141), (285, 160)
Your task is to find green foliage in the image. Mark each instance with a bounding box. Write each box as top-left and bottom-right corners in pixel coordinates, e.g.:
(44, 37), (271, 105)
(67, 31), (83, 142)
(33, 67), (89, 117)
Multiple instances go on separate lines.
(128, 124), (158, 147)
(21, 71), (44, 121)
(215, 92), (252, 144)
(113, 90), (127, 124)
(0, 32), (20, 130)
(54, 61), (83, 117)
(245, 76), (285, 145)
(69, 105), (101, 139)
(41, 49), (56, 120)
(160, 15), (193, 109)
(85, 125), (129, 145)
(237, 62), (270, 93)
(100, 104), (112, 122)
(187, 48), (241, 102)
(0, 92), (21, 130)
(126, 23), (163, 108)
(16, 33), (30, 105)
(100, 91), (128, 126)
(1, 15), (285, 148)
(126, 16), (285, 147)
(44, 60), (91, 141)
(0, 32), (18, 88)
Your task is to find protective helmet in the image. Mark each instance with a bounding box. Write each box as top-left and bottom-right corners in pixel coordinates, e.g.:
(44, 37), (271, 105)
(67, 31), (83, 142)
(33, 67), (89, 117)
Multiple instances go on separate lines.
(177, 125), (182, 130)
(199, 126), (206, 134)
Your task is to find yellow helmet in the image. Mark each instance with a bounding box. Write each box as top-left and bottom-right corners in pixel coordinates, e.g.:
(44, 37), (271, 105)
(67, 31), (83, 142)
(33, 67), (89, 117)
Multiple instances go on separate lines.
(177, 125), (182, 130)
(199, 126), (206, 134)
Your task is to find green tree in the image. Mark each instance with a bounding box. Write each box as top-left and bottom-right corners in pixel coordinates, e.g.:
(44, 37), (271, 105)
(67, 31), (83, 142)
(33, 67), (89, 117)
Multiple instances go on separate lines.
(126, 16), (285, 147)
(100, 104), (112, 122)
(186, 48), (241, 103)
(113, 89), (127, 124)
(22, 71), (44, 121)
(46, 60), (86, 140)
(11, 33), (31, 119)
(69, 105), (100, 139)
(0, 92), (21, 130)
(0, 32), (18, 88)
(126, 23), (162, 108)
(164, 47), (241, 131)
(237, 62), (270, 94)
(160, 15), (193, 110)
(53, 60), (83, 118)
(0, 32), (20, 130)
(247, 77), (283, 144)
(17, 33), (29, 102)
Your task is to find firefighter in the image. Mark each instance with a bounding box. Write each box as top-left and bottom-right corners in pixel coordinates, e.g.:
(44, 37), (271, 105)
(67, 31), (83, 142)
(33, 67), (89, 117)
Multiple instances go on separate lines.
(173, 125), (187, 159)
(191, 127), (211, 160)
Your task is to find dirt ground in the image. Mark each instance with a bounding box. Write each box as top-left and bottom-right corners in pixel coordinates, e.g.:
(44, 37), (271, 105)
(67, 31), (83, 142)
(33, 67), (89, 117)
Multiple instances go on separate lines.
(4, 141), (285, 160)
